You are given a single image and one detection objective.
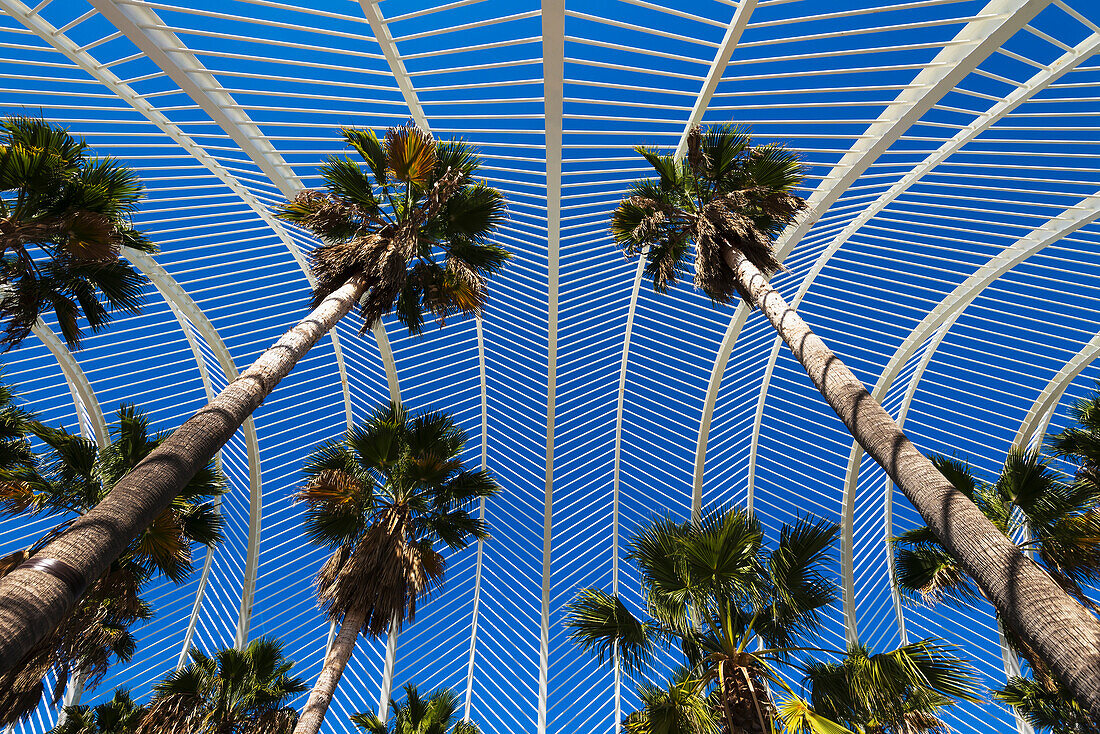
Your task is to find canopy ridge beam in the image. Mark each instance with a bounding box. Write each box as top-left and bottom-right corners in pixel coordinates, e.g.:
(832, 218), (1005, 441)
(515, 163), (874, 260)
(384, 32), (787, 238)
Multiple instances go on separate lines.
(357, 1), (428, 130)
(690, 0), (1051, 622)
(32, 323), (107, 446)
(837, 190), (1100, 646)
(674, 0), (758, 162)
(541, 2), (564, 733)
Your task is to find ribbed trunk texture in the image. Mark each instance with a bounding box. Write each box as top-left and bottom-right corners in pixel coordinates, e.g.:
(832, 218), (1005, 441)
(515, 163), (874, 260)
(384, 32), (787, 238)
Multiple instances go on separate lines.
(717, 662), (773, 734)
(725, 248), (1100, 718)
(293, 607), (367, 734)
(0, 276), (367, 674)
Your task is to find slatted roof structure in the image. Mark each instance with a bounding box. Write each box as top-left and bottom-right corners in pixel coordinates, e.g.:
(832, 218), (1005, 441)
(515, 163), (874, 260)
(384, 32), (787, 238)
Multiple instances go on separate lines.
(2, 0), (1100, 732)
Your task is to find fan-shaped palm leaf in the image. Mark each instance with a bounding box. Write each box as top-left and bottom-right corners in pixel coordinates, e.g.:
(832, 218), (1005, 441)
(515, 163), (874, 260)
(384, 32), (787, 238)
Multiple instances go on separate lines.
(0, 116), (155, 350)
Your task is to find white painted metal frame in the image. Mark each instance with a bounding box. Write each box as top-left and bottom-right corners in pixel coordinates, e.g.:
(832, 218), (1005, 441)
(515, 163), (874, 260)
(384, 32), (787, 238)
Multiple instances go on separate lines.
(541, 3), (564, 733)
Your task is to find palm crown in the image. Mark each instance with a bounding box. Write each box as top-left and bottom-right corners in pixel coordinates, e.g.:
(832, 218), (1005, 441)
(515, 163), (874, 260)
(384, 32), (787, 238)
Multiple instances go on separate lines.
(278, 123), (508, 335)
(50, 688), (146, 734)
(352, 684), (481, 734)
(0, 116), (156, 350)
(299, 401), (499, 637)
(800, 640), (983, 734)
(610, 125), (805, 305)
(565, 507), (839, 734)
(139, 637), (306, 734)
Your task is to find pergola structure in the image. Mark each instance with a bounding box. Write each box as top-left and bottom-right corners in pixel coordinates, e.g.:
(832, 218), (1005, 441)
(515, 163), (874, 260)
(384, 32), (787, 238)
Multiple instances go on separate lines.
(2, 1), (1100, 732)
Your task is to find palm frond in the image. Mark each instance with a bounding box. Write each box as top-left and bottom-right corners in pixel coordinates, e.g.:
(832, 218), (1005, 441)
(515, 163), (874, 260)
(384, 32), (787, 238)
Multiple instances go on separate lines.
(563, 588), (653, 676)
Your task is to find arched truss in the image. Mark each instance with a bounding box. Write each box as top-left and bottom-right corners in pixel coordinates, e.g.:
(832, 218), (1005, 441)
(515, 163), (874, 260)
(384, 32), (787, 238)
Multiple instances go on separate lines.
(3, 1), (1100, 734)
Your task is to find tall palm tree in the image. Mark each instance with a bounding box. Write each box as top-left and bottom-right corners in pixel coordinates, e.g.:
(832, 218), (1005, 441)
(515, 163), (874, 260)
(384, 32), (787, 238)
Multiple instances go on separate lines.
(0, 123), (508, 679)
(0, 116), (155, 350)
(564, 506), (840, 734)
(799, 640), (983, 734)
(351, 684), (481, 734)
(50, 688), (145, 734)
(138, 637), (306, 734)
(610, 123), (1100, 713)
(292, 402), (499, 734)
(0, 404), (225, 726)
(894, 450), (1100, 727)
(993, 676), (1099, 734)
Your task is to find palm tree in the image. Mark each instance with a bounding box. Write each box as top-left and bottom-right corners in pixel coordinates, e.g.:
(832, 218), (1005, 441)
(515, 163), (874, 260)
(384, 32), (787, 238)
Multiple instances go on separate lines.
(799, 640), (984, 734)
(138, 637), (306, 734)
(0, 404), (225, 726)
(50, 688), (145, 734)
(0, 124), (508, 675)
(564, 506), (840, 734)
(1048, 381), (1100, 516)
(0, 373), (37, 475)
(893, 449), (1100, 727)
(0, 116), (155, 350)
(610, 123), (1100, 714)
(292, 402), (499, 734)
(620, 667), (720, 734)
(994, 676), (1099, 734)
(351, 684), (481, 734)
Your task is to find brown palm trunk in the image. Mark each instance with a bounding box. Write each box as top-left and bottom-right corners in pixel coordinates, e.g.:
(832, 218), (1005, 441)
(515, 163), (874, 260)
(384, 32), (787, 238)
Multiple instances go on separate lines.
(293, 607), (367, 734)
(717, 662), (772, 734)
(725, 248), (1100, 718)
(0, 276), (367, 674)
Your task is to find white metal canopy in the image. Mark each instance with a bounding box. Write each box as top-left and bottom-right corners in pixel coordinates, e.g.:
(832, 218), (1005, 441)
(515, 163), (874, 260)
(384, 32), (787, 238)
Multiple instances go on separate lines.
(1, 1), (1100, 733)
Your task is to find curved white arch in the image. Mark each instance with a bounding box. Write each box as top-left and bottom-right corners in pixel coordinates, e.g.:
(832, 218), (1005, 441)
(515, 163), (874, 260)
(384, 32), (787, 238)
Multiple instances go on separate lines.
(837, 191), (1100, 643)
(691, 0), (1050, 513)
(1013, 330), (1100, 448)
(31, 323), (107, 446)
(31, 324), (105, 723)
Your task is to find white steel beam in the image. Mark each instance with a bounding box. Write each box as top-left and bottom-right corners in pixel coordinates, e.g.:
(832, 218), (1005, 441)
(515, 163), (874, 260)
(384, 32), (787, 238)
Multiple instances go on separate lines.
(691, 0), (1051, 512)
(358, 0), (428, 130)
(606, 5), (760, 725)
(463, 316), (489, 721)
(541, 2), (564, 733)
(1013, 329), (1100, 448)
(745, 30), (1100, 512)
(837, 191), (1100, 644)
(32, 323), (107, 445)
(673, 0), (757, 162)
(33, 325), (104, 726)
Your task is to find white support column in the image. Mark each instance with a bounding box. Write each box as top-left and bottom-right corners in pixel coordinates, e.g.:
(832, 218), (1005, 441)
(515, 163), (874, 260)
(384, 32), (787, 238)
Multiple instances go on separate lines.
(357, 0), (428, 130)
(32, 323), (107, 446)
(836, 191), (1100, 644)
(541, 2), (564, 732)
(691, 0), (1051, 508)
(464, 316), (489, 720)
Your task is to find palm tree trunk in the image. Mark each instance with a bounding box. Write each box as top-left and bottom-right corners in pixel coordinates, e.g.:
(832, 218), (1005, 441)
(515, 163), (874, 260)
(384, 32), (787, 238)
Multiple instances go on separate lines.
(724, 248), (1100, 718)
(0, 276), (368, 674)
(293, 607), (367, 734)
